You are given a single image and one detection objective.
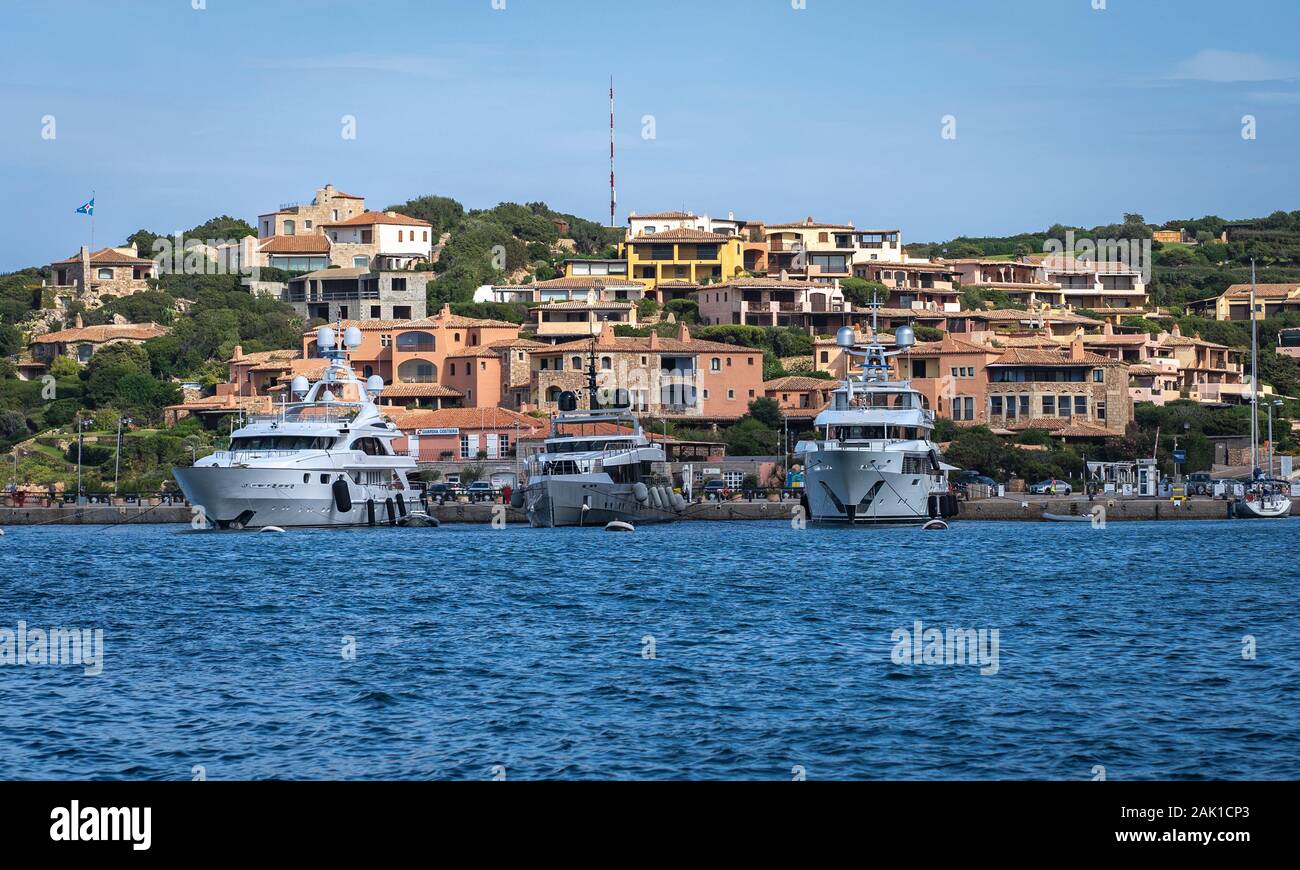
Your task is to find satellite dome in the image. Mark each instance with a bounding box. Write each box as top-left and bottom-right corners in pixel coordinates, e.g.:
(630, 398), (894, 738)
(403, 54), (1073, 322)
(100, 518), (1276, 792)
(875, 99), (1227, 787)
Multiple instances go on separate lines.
(836, 326), (856, 348)
(367, 375), (384, 393)
(290, 375), (310, 395)
(894, 324), (916, 349)
(316, 326), (336, 350)
(344, 326), (363, 349)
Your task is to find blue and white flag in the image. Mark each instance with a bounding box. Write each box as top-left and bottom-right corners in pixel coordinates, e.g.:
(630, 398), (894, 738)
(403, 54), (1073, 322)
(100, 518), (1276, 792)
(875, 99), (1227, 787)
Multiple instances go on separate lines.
(75, 197), (94, 216)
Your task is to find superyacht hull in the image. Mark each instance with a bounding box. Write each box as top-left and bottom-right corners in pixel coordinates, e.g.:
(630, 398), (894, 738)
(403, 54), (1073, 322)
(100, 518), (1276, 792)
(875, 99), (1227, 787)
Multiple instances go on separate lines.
(523, 479), (680, 528)
(173, 466), (418, 529)
(802, 450), (946, 525)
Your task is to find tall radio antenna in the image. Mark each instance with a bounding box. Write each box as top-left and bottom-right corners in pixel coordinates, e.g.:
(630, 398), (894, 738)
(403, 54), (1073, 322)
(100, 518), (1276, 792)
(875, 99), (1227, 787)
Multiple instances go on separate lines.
(609, 76), (617, 230)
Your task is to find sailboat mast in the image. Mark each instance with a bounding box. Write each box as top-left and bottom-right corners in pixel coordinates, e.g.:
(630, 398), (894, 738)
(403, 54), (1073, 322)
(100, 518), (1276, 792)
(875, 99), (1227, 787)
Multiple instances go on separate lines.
(1250, 260), (1259, 476)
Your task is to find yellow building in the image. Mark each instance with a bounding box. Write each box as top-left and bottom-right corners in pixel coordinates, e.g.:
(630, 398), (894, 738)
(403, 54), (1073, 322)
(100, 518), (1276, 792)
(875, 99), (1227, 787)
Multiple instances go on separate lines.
(624, 227), (744, 300)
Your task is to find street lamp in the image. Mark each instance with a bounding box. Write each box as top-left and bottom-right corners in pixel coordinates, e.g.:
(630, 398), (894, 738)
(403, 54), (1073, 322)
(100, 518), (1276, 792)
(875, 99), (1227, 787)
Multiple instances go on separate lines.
(113, 415), (133, 496)
(75, 417), (92, 503)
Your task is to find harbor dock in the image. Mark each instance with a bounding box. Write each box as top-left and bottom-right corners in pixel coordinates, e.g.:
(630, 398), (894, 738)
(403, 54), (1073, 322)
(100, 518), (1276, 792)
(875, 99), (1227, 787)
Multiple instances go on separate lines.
(2, 495), (1295, 526)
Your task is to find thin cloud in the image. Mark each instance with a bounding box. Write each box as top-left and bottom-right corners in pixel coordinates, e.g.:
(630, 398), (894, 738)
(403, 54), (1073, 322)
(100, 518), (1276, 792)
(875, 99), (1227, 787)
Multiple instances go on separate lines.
(1171, 49), (1299, 83)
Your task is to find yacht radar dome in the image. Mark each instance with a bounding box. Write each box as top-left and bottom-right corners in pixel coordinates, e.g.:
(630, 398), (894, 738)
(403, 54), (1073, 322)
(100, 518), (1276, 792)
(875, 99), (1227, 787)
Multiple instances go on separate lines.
(290, 375), (310, 396)
(367, 375), (385, 394)
(836, 326), (856, 348)
(344, 326), (363, 349)
(894, 324), (915, 349)
(316, 326), (336, 350)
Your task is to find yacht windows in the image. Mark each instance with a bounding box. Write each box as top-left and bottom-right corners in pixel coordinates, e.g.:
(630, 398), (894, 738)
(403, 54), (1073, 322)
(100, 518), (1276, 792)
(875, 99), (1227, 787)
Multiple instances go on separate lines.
(351, 437), (386, 455)
(231, 436), (335, 451)
(831, 425), (887, 441)
(902, 455), (928, 475)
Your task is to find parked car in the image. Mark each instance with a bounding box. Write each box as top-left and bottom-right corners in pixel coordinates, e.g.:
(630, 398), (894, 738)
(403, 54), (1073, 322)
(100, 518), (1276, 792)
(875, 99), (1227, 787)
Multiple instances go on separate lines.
(701, 480), (729, 500)
(425, 483), (453, 500)
(1028, 478), (1072, 496)
(464, 481), (495, 502)
(1186, 472), (1213, 496)
(955, 471), (999, 489)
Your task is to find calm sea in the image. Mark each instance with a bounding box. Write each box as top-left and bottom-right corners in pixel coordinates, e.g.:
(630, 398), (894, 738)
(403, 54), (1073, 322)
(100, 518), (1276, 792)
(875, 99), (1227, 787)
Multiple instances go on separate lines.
(1, 519), (1297, 780)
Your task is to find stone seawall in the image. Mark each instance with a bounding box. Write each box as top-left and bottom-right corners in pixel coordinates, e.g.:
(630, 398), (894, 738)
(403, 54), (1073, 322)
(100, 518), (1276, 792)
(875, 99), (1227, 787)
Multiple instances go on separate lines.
(2, 497), (1292, 526)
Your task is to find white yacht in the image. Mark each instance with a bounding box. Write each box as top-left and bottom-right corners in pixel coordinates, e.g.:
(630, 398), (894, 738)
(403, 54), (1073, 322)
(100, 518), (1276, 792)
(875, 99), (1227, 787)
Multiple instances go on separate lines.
(795, 314), (958, 525)
(517, 392), (686, 528)
(1236, 264), (1292, 519)
(172, 324), (420, 530)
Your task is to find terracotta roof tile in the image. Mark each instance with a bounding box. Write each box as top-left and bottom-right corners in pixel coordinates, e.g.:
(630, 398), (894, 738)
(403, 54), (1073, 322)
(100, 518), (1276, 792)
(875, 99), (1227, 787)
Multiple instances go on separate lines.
(764, 376), (835, 391)
(990, 347), (1123, 366)
(527, 275), (642, 289)
(375, 384), (463, 398)
(628, 227), (730, 243)
(32, 322), (168, 344)
(51, 247), (154, 266)
(259, 234), (331, 254)
(321, 210), (432, 228)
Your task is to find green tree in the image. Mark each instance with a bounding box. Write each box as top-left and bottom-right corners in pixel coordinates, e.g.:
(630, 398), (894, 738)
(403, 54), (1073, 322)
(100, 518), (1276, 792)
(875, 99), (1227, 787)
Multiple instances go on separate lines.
(747, 396), (783, 429)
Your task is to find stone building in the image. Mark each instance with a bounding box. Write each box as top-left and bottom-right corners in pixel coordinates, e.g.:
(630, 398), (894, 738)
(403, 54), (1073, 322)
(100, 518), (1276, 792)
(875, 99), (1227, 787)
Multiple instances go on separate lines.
(46, 245), (157, 309)
(984, 338), (1132, 441)
(29, 314), (167, 365)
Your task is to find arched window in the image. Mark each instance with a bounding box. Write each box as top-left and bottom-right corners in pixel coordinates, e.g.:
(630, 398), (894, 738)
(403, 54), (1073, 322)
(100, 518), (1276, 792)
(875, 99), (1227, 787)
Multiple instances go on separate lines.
(601, 356), (613, 370)
(396, 331), (435, 352)
(363, 365), (373, 378)
(283, 220), (295, 236)
(397, 360), (437, 383)
(546, 386), (561, 403)
(572, 356), (582, 370)
(710, 357), (721, 372)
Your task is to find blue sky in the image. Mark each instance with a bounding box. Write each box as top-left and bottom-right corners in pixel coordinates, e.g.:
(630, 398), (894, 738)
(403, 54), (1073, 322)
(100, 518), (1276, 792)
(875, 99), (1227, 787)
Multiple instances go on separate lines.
(1, 0), (1298, 270)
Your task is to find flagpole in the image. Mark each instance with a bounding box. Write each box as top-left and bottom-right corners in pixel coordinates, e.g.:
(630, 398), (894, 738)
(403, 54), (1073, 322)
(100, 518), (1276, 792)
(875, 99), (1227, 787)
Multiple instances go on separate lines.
(90, 189), (95, 251)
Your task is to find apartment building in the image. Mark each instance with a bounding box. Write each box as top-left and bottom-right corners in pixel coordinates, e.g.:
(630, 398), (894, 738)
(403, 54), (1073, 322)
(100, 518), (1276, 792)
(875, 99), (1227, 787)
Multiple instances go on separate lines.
(283, 267), (429, 322)
(694, 277), (865, 333)
(626, 210), (745, 239)
(301, 305), (522, 407)
(532, 300), (637, 342)
(849, 229), (904, 264)
(257, 183), (365, 239)
(764, 218), (857, 282)
(1157, 324), (1248, 404)
(893, 336), (1002, 424)
(852, 260), (962, 311)
(1036, 253), (1148, 316)
(526, 321), (762, 420)
(320, 211), (434, 270)
(763, 376), (836, 422)
(386, 406), (548, 488)
(1207, 283), (1300, 321)
(941, 258), (1063, 307)
(625, 227), (744, 297)
(984, 339), (1132, 439)
(561, 258), (630, 279)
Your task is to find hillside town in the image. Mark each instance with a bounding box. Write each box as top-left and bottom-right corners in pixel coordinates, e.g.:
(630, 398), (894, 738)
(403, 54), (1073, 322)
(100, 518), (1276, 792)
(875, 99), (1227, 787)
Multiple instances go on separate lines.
(3, 182), (1299, 497)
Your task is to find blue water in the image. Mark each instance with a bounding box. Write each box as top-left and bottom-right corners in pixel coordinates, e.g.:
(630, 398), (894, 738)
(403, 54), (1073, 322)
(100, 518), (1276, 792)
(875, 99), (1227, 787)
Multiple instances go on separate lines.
(1, 519), (1297, 780)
